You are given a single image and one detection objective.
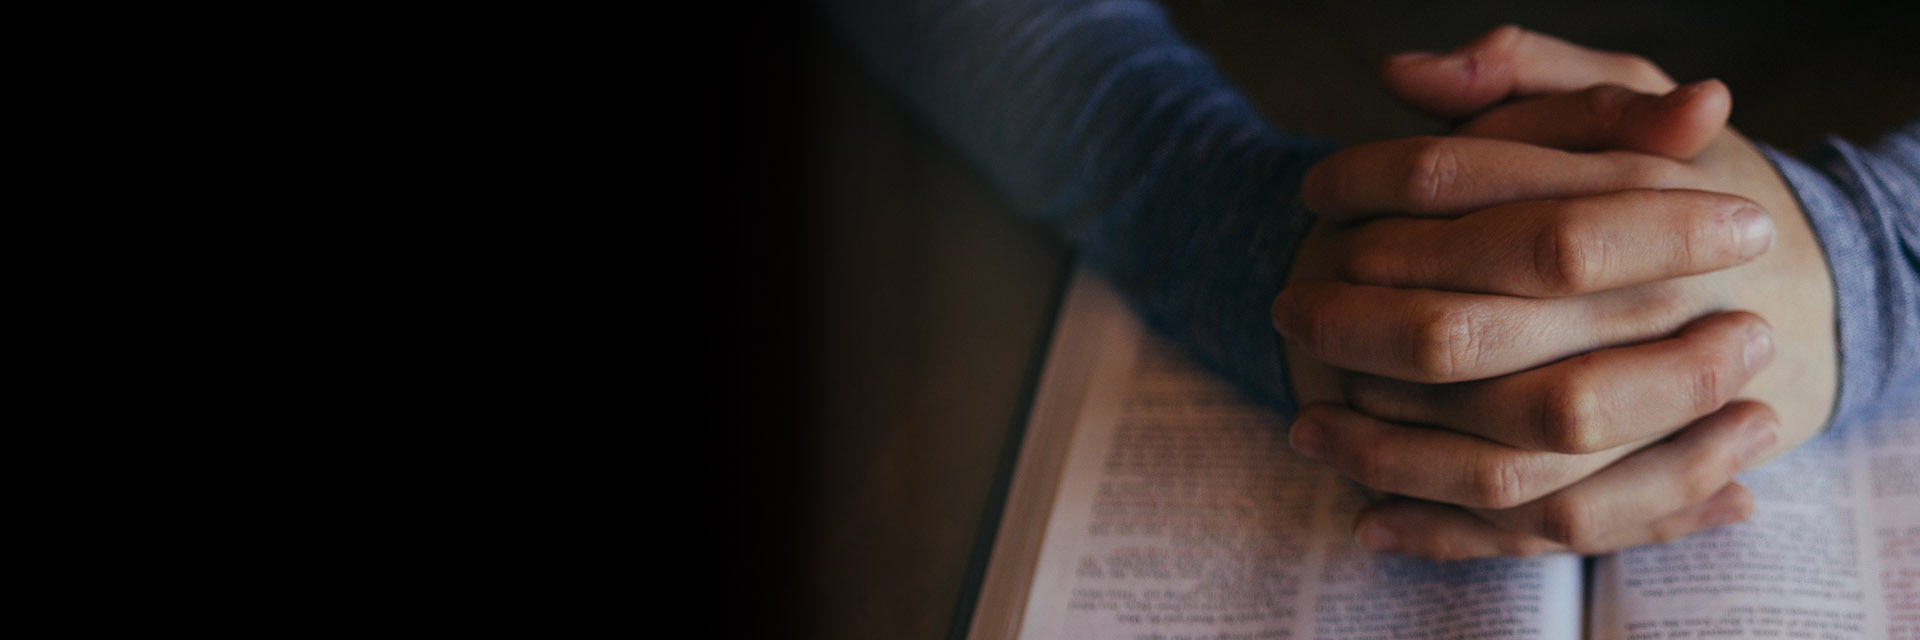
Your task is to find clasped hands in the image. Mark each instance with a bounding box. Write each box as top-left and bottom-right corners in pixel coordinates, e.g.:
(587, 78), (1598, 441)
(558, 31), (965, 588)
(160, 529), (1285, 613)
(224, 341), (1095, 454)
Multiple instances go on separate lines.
(1275, 27), (1838, 559)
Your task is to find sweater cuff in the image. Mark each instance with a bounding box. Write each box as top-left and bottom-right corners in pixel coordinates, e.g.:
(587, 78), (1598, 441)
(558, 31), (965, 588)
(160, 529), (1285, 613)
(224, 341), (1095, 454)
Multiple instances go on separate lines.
(1759, 127), (1920, 430)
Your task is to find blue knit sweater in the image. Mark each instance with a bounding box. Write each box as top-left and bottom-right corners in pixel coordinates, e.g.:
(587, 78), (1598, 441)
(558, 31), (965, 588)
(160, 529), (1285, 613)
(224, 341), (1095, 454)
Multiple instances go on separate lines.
(825, 0), (1920, 429)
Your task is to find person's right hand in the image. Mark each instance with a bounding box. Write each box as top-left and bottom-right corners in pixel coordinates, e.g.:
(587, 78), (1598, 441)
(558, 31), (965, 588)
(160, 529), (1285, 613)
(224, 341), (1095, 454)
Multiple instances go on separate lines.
(1274, 27), (1838, 559)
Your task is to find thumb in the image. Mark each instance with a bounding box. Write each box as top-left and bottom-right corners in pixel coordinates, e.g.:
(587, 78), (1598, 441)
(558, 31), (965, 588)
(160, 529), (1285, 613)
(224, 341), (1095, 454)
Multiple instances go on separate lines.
(1382, 25), (1676, 120)
(1452, 79), (1732, 159)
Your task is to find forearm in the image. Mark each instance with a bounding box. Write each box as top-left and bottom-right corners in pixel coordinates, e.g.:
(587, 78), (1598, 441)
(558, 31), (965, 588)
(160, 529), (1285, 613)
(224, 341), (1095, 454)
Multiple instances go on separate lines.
(1762, 118), (1920, 430)
(824, 0), (1336, 412)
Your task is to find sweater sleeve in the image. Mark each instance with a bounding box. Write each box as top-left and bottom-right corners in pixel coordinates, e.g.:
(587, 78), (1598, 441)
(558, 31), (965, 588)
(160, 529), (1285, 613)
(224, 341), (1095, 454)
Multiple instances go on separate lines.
(1761, 118), (1920, 431)
(823, 0), (1337, 414)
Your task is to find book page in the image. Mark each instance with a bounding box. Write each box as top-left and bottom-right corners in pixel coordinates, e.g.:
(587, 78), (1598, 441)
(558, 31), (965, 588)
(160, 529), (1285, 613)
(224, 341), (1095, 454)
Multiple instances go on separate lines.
(1590, 385), (1920, 639)
(1010, 271), (1581, 639)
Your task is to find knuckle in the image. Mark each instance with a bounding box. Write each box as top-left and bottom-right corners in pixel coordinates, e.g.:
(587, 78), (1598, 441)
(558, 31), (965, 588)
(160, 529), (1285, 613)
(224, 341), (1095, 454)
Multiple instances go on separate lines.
(1682, 354), (1729, 417)
(1581, 85), (1636, 138)
(1345, 448), (1392, 492)
(1401, 139), (1461, 213)
(1539, 371), (1605, 454)
(1537, 495), (1600, 548)
(1677, 207), (1712, 273)
(1532, 212), (1605, 295)
(1678, 441), (1742, 503)
(1298, 295), (1342, 360)
(1470, 455), (1529, 509)
(1338, 375), (1385, 416)
(1278, 288), (1340, 361)
(1479, 24), (1527, 58)
(1650, 518), (1692, 545)
(1614, 279), (1696, 336)
(1345, 243), (1402, 286)
(1409, 302), (1481, 383)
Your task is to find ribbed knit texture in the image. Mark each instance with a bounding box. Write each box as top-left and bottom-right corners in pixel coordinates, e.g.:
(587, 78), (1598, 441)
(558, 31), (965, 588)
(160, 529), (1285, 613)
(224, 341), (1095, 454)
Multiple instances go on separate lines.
(827, 0), (1336, 413)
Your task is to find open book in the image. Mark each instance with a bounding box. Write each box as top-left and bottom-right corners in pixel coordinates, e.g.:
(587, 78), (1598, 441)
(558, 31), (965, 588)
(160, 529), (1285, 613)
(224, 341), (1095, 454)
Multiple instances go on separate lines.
(966, 268), (1920, 639)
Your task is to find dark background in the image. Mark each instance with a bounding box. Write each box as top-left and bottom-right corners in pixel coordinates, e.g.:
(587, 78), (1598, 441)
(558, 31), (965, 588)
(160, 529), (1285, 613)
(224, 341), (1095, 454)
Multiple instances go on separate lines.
(698, 2), (1920, 638)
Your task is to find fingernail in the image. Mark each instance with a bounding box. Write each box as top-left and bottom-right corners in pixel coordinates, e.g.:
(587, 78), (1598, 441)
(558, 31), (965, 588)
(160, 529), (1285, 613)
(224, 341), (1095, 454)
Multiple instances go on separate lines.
(1271, 291), (1299, 337)
(1290, 419), (1326, 461)
(1357, 522), (1397, 551)
(1743, 323), (1775, 375)
(1398, 52), (1472, 79)
(1704, 500), (1750, 527)
(1659, 79), (1713, 110)
(1733, 206), (1776, 260)
(1739, 417), (1778, 464)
